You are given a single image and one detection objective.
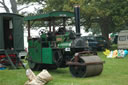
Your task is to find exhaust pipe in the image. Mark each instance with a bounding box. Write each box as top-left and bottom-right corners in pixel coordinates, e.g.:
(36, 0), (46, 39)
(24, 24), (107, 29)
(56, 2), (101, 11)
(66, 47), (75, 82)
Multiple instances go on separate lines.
(74, 5), (80, 37)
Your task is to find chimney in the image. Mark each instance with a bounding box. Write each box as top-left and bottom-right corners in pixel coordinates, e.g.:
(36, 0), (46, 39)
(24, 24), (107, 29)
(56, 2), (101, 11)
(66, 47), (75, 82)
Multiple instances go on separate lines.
(74, 5), (81, 37)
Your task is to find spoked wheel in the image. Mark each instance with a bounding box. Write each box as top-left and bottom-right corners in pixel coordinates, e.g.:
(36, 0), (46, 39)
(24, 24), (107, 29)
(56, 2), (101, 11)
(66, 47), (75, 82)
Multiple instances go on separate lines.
(38, 29), (48, 36)
(53, 50), (63, 67)
(69, 58), (86, 77)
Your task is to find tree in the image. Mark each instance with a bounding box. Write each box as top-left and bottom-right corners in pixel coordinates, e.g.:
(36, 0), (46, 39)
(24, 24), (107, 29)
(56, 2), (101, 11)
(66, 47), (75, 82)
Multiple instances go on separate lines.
(0, 0), (19, 13)
(43, 0), (128, 47)
(0, 0), (45, 14)
(0, 0), (11, 13)
(88, 0), (128, 46)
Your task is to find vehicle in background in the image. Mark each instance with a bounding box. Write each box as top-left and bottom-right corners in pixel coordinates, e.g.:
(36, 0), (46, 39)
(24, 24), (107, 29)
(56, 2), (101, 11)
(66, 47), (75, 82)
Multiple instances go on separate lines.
(0, 13), (26, 69)
(95, 36), (107, 50)
(81, 36), (98, 51)
(113, 35), (118, 44)
(118, 30), (128, 49)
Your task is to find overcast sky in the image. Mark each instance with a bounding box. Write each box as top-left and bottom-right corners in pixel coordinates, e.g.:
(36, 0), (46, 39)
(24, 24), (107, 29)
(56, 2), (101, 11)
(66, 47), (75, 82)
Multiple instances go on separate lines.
(0, 0), (41, 14)
(0, 0), (11, 12)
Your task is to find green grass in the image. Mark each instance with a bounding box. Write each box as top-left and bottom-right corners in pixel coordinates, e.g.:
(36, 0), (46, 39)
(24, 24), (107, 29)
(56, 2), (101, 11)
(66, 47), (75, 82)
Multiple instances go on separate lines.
(0, 52), (128, 85)
(110, 44), (118, 50)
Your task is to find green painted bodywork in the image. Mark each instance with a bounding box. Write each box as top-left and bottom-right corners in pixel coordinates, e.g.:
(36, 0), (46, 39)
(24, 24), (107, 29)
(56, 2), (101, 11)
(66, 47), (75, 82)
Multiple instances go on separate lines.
(56, 35), (65, 42)
(56, 32), (70, 42)
(57, 32), (72, 48)
(27, 11), (75, 65)
(41, 34), (47, 40)
(24, 11), (74, 21)
(58, 41), (72, 48)
(28, 39), (54, 64)
(28, 40), (42, 63)
(42, 48), (53, 64)
(28, 31), (74, 64)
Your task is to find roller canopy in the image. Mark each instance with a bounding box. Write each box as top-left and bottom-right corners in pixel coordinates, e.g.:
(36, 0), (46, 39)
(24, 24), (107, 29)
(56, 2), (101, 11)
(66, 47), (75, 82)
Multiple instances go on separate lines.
(24, 11), (74, 21)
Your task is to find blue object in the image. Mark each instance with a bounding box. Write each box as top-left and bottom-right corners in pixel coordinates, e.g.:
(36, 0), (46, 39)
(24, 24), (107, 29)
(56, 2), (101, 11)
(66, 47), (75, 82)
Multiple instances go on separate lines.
(124, 50), (128, 57)
(0, 67), (6, 70)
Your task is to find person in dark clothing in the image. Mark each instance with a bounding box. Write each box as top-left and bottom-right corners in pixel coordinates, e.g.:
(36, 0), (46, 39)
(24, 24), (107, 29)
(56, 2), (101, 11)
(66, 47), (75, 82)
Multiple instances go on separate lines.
(57, 27), (66, 34)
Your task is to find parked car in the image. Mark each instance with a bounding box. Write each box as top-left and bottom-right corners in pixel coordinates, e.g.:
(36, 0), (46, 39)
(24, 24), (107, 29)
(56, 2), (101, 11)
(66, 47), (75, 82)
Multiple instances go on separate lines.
(95, 36), (107, 50)
(81, 36), (98, 51)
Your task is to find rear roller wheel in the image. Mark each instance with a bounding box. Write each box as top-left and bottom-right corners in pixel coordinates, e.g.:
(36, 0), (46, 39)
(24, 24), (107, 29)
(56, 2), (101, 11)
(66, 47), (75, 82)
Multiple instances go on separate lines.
(53, 50), (63, 67)
(69, 58), (86, 77)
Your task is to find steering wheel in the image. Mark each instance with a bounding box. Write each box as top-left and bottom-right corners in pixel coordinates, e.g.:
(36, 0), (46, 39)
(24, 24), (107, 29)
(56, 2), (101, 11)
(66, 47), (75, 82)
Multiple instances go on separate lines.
(38, 29), (47, 36)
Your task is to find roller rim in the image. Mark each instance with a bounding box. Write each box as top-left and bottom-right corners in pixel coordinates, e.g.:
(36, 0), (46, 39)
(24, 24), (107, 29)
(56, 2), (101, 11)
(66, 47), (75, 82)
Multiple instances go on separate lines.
(69, 58), (86, 77)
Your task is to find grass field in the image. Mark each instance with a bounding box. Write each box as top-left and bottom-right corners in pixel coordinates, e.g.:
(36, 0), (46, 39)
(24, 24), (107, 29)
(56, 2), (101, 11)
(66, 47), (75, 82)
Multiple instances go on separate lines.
(0, 52), (128, 85)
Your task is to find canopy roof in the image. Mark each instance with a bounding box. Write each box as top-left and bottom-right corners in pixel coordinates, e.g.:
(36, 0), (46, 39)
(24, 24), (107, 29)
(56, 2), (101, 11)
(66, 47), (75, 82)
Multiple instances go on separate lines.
(24, 11), (74, 21)
(0, 13), (23, 17)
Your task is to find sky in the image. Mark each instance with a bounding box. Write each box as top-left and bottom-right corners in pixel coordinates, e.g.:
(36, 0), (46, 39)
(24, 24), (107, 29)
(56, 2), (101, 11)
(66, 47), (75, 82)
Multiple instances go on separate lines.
(0, 0), (11, 12)
(0, 0), (41, 14)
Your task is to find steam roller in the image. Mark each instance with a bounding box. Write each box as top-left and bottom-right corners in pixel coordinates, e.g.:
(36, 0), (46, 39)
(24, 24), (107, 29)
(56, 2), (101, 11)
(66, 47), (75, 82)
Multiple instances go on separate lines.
(25, 5), (104, 78)
(67, 51), (104, 77)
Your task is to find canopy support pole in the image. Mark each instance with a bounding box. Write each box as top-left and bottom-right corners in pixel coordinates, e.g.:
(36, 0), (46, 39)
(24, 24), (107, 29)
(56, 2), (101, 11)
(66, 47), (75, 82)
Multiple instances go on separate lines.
(28, 20), (31, 39)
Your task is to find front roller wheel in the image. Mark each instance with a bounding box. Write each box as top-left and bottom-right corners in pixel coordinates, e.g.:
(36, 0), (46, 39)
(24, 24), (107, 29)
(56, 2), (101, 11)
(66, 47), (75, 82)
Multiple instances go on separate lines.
(69, 56), (103, 77)
(69, 58), (86, 77)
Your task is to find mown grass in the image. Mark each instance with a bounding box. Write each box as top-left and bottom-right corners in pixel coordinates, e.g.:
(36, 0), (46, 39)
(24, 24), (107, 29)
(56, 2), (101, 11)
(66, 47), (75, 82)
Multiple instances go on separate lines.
(0, 51), (128, 85)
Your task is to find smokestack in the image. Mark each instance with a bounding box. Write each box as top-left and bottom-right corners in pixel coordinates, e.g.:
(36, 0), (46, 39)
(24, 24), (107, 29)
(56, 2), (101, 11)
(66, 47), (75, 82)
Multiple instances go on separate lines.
(74, 5), (80, 37)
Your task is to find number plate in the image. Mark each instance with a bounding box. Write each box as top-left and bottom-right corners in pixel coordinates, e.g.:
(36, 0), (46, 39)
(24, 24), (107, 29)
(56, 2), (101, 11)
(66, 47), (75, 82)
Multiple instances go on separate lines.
(65, 48), (70, 51)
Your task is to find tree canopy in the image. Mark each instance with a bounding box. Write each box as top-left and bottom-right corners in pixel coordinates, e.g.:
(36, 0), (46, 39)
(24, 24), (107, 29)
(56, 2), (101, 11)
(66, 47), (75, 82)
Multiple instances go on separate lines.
(43, 0), (128, 46)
